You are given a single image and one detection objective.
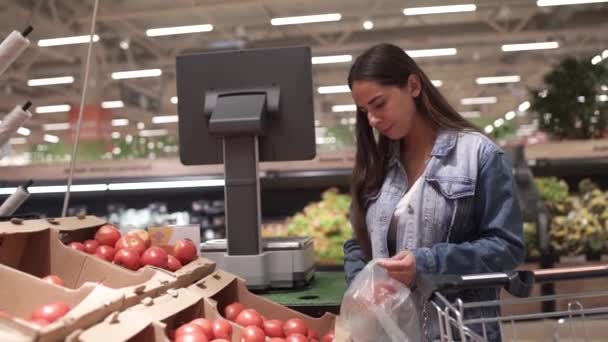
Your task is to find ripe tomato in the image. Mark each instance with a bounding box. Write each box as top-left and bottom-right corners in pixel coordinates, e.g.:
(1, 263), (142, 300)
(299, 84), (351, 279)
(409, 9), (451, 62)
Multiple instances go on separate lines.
(235, 309), (263, 329)
(263, 319), (285, 337)
(140, 246), (168, 269)
(67, 242), (85, 252)
(95, 245), (116, 262)
(212, 319), (232, 339)
(115, 235), (146, 255)
(321, 330), (335, 342)
(173, 239), (198, 265)
(283, 318), (308, 337)
(223, 302), (244, 321)
(176, 323), (205, 338)
(308, 329), (319, 340)
(42, 275), (64, 287)
(241, 325), (266, 342)
(209, 340), (230, 342)
(167, 255), (183, 272)
(30, 302), (70, 323)
(285, 333), (308, 342)
(112, 248), (140, 270)
(95, 224), (121, 247)
(190, 318), (214, 340)
(83, 239), (99, 254)
(175, 332), (208, 342)
(126, 228), (151, 248)
(269, 339), (287, 342)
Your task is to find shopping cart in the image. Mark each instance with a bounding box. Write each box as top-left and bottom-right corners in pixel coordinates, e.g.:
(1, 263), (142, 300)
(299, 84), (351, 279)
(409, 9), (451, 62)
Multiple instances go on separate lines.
(418, 265), (608, 341)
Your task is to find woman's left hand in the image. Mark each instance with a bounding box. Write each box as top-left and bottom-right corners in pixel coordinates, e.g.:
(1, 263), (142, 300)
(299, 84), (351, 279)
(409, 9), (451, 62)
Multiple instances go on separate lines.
(377, 250), (416, 287)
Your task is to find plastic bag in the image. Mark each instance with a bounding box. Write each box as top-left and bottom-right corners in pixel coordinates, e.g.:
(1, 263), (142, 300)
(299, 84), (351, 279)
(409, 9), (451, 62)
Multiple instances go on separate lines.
(337, 260), (421, 342)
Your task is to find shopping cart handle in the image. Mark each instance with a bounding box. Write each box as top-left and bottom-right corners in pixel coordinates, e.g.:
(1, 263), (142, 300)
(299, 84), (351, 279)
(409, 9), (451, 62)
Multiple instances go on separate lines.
(416, 270), (534, 300)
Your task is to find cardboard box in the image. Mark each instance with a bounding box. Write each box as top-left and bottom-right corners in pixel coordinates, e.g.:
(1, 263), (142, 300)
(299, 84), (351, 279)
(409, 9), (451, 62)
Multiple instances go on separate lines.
(54, 216), (216, 288)
(0, 263), (123, 342)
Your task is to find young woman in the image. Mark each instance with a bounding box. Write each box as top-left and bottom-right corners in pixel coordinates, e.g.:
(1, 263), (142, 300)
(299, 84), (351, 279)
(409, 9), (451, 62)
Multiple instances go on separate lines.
(343, 43), (525, 341)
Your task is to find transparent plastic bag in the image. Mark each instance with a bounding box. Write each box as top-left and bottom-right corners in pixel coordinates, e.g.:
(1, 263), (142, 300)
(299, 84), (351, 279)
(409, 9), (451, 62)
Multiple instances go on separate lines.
(337, 260), (421, 342)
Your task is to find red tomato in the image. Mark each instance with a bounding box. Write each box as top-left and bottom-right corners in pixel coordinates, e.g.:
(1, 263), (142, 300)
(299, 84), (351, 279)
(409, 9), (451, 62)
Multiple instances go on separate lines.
(95, 224), (121, 247)
(310, 340), (319, 342)
(176, 323), (205, 337)
(285, 333), (308, 342)
(140, 246), (168, 269)
(30, 302), (70, 323)
(242, 325), (266, 342)
(321, 330), (334, 342)
(235, 309), (263, 329)
(308, 329), (319, 340)
(190, 318), (214, 340)
(283, 318), (308, 337)
(263, 319), (285, 337)
(173, 239), (198, 265)
(83, 239), (99, 254)
(112, 248), (140, 270)
(212, 319), (232, 339)
(223, 302), (244, 321)
(269, 339), (287, 342)
(67, 242), (85, 252)
(42, 275), (64, 287)
(167, 255), (183, 272)
(28, 318), (50, 326)
(175, 332), (208, 342)
(95, 245), (116, 262)
(115, 235), (146, 255)
(210, 340), (230, 342)
(126, 228), (151, 248)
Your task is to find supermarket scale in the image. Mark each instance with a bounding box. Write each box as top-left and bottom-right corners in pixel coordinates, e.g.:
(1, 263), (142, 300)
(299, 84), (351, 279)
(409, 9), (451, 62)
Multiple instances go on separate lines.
(175, 46), (318, 290)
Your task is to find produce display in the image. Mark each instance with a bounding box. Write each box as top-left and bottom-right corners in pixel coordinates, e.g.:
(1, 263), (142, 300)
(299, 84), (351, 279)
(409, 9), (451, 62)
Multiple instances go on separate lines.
(0, 301), (71, 327)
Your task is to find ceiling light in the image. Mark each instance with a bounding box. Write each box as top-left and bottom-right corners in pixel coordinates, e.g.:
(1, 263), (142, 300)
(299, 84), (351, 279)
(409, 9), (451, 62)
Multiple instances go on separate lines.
(591, 55), (603, 65)
(43, 134), (60, 143)
(17, 127), (30, 136)
(152, 115), (179, 124)
(598, 94), (608, 102)
(27, 76), (74, 87)
(146, 24), (213, 37)
(494, 118), (505, 127)
(27, 184), (108, 194)
(475, 75), (521, 84)
(484, 125), (494, 134)
(537, 0), (608, 6)
(459, 111), (481, 118)
(505, 111), (517, 120)
(42, 122), (70, 131)
(38, 34), (99, 47)
(119, 39), (130, 50)
(111, 132), (121, 139)
(137, 122), (145, 130)
(460, 97), (497, 105)
(271, 13), (342, 26)
(318, 85), (350, 94)
(9, 137), (26, 145)
(35, 104), (71, 114)
(111, 118), (129, 126)
(405, 48), (457, 58)
(111, 69), (162, 80)
(101, 100), (124, 109)
(170, 96), (178, 104)
(363, 20), (374, 30)
(108, 179), (224, 191)
(331, 105), (357, 112)
(501, 42), (559, 52)
(311, 55), (352, 64)
(431, 80), (443, 87)
(139, 129), (168, 137)
(519, 101), (531, 111)
(403, 4), (477, 16)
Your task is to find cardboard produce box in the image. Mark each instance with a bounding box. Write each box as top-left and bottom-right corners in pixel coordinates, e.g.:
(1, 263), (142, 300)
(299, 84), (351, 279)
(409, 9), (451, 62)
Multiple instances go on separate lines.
(53, 216), (216, 288)
(0, 263), (123, 342)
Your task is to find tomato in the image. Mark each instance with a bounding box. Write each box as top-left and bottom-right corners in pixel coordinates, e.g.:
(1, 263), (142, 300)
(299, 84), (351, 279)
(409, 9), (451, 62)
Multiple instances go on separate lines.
(83, 239), (99, 254)
(67, 242), (85, 252)
(167, 255), (183, 272)
(176, 323), (205, 337)
(113, 248), (140, 270)
(269, 339), (287, 342)
(263, 319), (285, 337)
(210, 340), (230, 342)
(140, 246), (168, 269)
(175, 332), (208, 342)
(95, 245), (116, 262)
(42, 275), (64, 287)
(310, 340), (319, 342)
(285, 333), (308, 342)
(28, 318), (50, 326)
(235, 309), (263, 329)
(283, 318), (308, 337)
(241, 325), (266, 342)
(115, 235), (146, 255)
(190, 318), (214, 340)
(126, 229), (151, 248)
(223, 302), (244, 321)
(173, 239), (198, 265)
(308, 329), (319, 340)
(321, 330), (334, 342)
(30, 302), (70, 323)
(95, 224), (121, 247)
(212, 319), (232, 339)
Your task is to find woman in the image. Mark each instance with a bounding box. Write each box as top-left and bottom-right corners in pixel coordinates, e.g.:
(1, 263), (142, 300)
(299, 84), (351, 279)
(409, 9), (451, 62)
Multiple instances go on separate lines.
(343, 43), (525, 341)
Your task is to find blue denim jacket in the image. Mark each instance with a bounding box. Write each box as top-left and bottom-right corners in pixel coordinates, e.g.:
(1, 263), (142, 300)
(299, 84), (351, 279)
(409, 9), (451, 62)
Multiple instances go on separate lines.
(343, 129), (525, 341)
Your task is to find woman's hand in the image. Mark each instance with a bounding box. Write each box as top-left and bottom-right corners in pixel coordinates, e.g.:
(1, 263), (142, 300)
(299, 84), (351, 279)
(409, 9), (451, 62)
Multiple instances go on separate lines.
(377, 250), (416, 287)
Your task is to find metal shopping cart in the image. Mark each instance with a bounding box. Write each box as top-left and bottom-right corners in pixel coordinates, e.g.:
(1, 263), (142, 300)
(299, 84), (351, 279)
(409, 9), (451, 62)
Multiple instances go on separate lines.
(418, 265), (608, 341)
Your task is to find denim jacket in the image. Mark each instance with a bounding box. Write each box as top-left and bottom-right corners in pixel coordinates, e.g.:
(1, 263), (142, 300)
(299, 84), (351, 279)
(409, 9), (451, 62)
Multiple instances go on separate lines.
(343, 129), (525, 341)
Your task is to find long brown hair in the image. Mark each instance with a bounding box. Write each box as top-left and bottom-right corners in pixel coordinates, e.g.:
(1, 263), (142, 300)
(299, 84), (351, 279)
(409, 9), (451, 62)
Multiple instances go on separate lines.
(348, 43), (479, 259)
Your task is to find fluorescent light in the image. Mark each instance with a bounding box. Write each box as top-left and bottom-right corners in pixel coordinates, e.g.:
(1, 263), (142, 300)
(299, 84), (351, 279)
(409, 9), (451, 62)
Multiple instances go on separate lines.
(475, 75), (521, 84)
(146, 24), (213, 37)
(519, 101), (531, 111)
(332, 104), (357, 112)
(403, 4), (477, 16)
(17, 127), (30, 136)
(111, 69), (162, 80)
(406, 48), (457, 58)
(38, 34), (99, 47)
(27, 76), (74, 87)
(152, 115), (179, 124)
(312, 55), (352, 64)
(35, 104), (71, 114)
(0, 187), (17, 195)
(591, 55), (603, 65)
(484, 125), (494, 134)
(170, 96), (178, 104)
(494, 118), (505, 128)
(27, 184), (108, 194)
(9, 137), (26, 145)
(111, 118), (129, 127)
(43, 134), (60, 143)
(431, 80), (443, 87)
(505, 111), (517, 120)
(598, 94), (608, 102)
(603, 50), (608, 59)
(101, 100), (124, 109)
(139, 129), (168, 137)
(318, 85), (350, 94)
(537, 0), (608, 6)
(459, 111), (480, 118)
(501, 42), (559, 52)
(108, 179), (224, 191)
(602, 85), (608, 91)
(42, 122), (70, 131)
(271, 13), (342, 26)
(363, 20), (374, 30)
(460, 97), (497, 105)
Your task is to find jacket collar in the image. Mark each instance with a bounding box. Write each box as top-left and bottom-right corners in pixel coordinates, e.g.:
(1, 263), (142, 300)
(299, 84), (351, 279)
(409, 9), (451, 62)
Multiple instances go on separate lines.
(388, 128), (458, 167)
